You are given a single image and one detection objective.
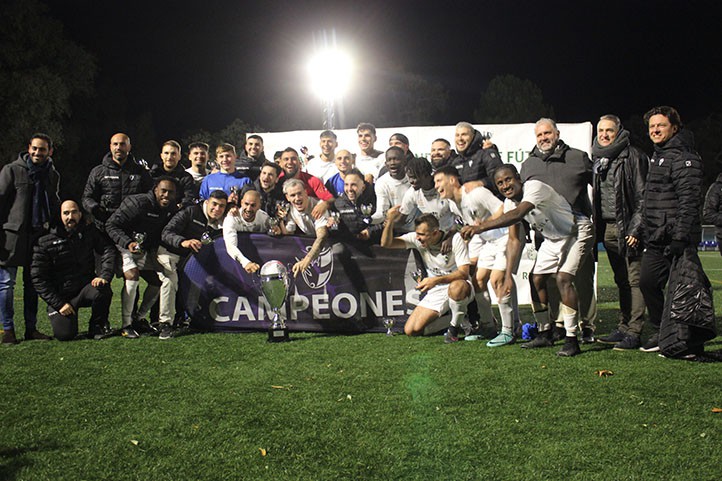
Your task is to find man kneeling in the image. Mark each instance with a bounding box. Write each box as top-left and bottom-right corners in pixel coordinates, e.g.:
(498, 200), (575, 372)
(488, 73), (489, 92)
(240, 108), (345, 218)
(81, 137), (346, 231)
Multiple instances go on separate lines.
(31, 201), (115, 340)
(381, 209), (473, 338)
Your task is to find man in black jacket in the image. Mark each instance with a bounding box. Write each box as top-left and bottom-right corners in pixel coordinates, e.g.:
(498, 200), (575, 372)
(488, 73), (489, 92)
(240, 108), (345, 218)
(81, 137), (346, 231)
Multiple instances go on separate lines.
(82, 133), (153, 233)
(106, 177), (179, 338)
(149, 140), (196, 207)
(639, 106), (705, 354)
(1, 133), (59, 344)
(235, 135), (267, 181)
(159, 190), (228, 339)
(703, 171), (722, 255)
(454, 122), (503, 189)
(429, 138), (460, 174)
(31, 200), (114, 341)
(329, 169), (381, 243)
(592, 115), (649, 350)
(242, 161), (285, 217)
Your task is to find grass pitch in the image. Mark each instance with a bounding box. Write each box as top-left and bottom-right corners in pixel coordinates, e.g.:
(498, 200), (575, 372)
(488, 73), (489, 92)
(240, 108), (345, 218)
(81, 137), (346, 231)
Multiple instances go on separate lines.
(1, 252), (721, 480)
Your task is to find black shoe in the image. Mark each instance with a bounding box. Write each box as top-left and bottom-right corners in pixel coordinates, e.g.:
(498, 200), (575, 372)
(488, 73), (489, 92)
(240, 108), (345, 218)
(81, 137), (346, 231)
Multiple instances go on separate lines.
(521, 330), (554, 348)
(613, 334), (641, 351)
(639, 333), (660, 352)
(557, 336), (581, 357)
(581, 327), (595, 344)
(552, 325), (566, 343)
(597, 329), (626, 344)
(132, 318), (158, 335)
(24, 329), (52, 341)
(159, 324), (173, 340)
(89, 323), (115, 340)
(444, 325), (460, 344)
(121, 326), (140, 339)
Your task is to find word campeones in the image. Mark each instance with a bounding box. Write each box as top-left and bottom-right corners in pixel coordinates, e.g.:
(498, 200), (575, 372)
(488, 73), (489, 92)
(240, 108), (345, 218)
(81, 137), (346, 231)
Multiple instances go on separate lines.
(209, 290), (416, 322)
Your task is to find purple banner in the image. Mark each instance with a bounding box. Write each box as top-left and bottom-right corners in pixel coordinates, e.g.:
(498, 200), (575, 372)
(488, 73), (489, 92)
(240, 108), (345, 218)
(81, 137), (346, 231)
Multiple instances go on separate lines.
(179, 234), (424, 333)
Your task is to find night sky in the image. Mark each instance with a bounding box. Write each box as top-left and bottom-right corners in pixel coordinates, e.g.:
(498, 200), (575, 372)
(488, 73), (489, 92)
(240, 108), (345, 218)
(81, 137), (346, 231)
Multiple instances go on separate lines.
(45, 0), (722, 140)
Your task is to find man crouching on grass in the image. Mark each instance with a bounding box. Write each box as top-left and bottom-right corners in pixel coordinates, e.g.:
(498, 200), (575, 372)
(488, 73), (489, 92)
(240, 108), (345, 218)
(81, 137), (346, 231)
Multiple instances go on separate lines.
(381, 208), (473, 339)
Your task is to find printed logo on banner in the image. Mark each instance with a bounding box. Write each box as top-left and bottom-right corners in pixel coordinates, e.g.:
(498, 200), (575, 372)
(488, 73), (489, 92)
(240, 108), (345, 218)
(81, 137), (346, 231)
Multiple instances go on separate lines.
(297, 245), (334, 289)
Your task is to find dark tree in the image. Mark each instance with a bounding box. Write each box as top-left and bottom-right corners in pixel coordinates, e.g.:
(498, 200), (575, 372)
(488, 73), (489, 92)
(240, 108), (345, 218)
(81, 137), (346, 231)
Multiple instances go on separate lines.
(473, 75), (554, 124)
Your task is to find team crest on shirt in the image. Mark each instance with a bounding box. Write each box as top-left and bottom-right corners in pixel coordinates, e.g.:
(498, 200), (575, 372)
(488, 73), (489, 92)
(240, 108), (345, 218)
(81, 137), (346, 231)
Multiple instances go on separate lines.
(297, 245), (334, 289)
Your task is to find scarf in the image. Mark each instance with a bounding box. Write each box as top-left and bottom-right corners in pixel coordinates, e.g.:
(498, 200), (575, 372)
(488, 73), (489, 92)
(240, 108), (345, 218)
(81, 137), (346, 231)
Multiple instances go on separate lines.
(592, 129), (630, 173)
(25, 155), (52, 229)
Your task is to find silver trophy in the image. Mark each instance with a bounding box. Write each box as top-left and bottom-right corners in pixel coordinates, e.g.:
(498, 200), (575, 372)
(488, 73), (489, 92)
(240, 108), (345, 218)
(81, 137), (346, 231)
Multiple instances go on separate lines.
(259, 260), (291, 342)
(454, 215), (465, 228)
(411, 268), (424, 284)
(133, 232), (146, 254)
(267, 217), (280, 236)
(382, 318), (395, 336)
(360, 204), (373, 224)
(328, 211), (341, 230)
(200, 231), (213, 245)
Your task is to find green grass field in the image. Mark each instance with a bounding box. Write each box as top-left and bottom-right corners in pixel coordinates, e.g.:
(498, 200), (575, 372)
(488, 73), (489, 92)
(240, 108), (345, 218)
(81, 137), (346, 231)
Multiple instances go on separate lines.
(2, 252), (721, 480)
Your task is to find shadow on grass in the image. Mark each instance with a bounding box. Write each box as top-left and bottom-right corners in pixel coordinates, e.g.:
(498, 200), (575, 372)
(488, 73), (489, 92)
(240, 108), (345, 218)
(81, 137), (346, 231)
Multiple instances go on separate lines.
(0, 441), (62, 481)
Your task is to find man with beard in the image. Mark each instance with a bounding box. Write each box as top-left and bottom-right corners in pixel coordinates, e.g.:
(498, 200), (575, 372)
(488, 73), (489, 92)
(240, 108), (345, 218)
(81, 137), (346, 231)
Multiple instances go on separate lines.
(305, 130), (339, 184)
(82, 133), (153, 233)
(399, 157), (454, 232)
(280, 179), (329, 278)
(464, 164), (593, 357)
(1, 133), (60, 344)
(150, 140), (196, 207)
(106, 177), (179, 338)
(639, 106), (706, 356)
(381, 211), (473, 338)
(242, 161), (285, 217)
(355, 122), (385, 183)
(370, 147), (414, 233)
(329, 169), (381, 242)
(235, 135), (267, 180)
(31, 200), (115, 341)
(223, 190), (272, 274)
(278, 147), (333, 219)
(592, 115), (649, 350)
(160, 190), (228, 339)
(325, 149), (355, 198)
(430, 138), (460, 174)
(454, 122), (503, 188)
(521, 118), (597, 343)
(185, 142), (210, 187)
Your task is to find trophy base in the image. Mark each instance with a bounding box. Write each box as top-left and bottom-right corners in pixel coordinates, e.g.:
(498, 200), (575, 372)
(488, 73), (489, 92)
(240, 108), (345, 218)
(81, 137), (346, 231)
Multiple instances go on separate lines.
(267, 326), (290, 343)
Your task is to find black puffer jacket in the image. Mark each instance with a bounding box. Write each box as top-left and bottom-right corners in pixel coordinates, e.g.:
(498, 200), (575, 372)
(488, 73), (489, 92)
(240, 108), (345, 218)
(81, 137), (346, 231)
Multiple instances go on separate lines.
(522, 140), (593, 217)
(242, 179), (285, 217)
(643, 129), (703, 246)
(593, 143), (649, 257)
(458, 130), (503, 189)
(331, 182), (381, 241)
(235, 153), (266, 181)
(106, 192), (178, 251)
(31, 222), (115, 311)
(0, 154), (60, 267)
(703, 173), (722, 241)
(149, 163), (197, 207)
(82, 153), (153, 230)
(162, 203), (223, 256)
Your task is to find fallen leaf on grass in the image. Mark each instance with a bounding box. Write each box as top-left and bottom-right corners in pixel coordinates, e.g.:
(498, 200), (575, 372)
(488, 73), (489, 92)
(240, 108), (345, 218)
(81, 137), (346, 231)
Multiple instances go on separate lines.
(130, 440), (139, 446)
(594, 369), (614, 377)
(259, 448), (267, 456)
(271, 385), (292, 390)
(712, 407), (722, 413)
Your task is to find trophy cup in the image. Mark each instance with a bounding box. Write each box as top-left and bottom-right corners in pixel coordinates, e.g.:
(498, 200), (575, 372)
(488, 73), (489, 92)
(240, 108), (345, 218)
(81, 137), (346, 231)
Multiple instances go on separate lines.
(133, 232), (146, 254)
(200, 231), (213, 245)
(360, 204), (373, 224)
(382, 318), (395, 336)
(259, 260), (291, 343)
(267, 217), (280, 236)
(328, 211), (341, 230)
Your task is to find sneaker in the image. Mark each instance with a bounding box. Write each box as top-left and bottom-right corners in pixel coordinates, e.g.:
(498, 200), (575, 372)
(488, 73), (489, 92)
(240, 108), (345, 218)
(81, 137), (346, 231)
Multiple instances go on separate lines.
(159, 324), (173, 340)
(597, 329), (626, 345)
(552, 325), (566, 343)
(132, 318), (158, 335)
(521, 330), (554, 349)
(639, 333), (660, 352)
(2, 329), (20, 345)
(444, 325), (461, 344)
(581, 327), (595, 344)
(465, 321), (497, 341)
(89, 323), (115, 340)
(612, 334), (641, 351)
(460, 318), (473, 337)
(24, 329), (52, 341)
(486, 332), (514, 347)
(121, 326), (140, 339)
(463, 323), (484, 341)
(557, 336), (581, 357)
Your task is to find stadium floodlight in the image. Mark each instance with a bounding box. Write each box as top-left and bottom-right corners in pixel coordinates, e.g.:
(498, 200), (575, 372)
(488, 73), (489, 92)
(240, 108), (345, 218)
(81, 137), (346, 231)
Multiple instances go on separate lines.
(308, 46), (352, 129)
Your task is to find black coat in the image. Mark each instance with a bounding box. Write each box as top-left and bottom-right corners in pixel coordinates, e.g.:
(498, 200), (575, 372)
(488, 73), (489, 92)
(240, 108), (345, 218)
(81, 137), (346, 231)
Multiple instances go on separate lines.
(703, 173), (722, 241)
(331, 182), (381, 241)
(458, 130), (503, 189)
(0, 154), (60, 267)
(242, 179), (285, 217)
(149, 163), (197, 207)
(643, 129), (703, 246)
(235, 153), (266, 181)
(593, 145), (649, 257)
(106, 192), (178, 251)
(82, 153), (153, 230)
(162, 203), (223, 256)
(31, 223), (115, 311)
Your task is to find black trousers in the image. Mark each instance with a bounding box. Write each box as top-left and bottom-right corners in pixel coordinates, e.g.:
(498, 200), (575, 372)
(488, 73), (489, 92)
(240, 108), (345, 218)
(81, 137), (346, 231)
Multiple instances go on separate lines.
(48, 283), (112, 341)
(639, 244), (674, 332)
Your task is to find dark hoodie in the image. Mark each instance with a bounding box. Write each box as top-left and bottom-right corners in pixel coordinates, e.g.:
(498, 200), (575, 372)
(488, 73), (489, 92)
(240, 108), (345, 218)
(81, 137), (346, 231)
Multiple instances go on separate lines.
(458, 130), (503, 191)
